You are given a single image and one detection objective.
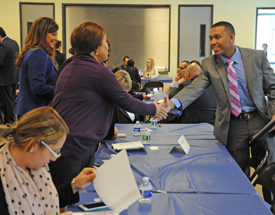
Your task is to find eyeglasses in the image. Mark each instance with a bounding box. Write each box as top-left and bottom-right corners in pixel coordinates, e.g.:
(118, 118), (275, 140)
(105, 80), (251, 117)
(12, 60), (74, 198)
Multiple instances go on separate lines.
(40, 141), (61, 159)
(177, 66), (187, 70)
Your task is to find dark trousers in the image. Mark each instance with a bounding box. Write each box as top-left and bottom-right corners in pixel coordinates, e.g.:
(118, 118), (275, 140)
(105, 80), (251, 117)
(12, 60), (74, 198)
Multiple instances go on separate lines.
(227, 113), (274, 203)
(0, 83), (17, 124)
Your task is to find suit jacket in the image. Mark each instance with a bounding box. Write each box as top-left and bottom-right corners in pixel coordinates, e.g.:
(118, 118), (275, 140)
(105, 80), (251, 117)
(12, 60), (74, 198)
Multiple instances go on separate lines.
(0, 37), (19, 86)
(55, 50), (66, 68)
(174, 46), (275, 146)
(168, 77), (217, 125)
(114, 106), (139, 123)
(14, 48), (57, 115)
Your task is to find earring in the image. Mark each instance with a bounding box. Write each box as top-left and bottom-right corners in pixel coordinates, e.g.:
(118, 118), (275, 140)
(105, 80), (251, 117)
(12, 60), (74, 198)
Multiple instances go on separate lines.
(30, 149), (33, 153)
(96, 51), (99, 56)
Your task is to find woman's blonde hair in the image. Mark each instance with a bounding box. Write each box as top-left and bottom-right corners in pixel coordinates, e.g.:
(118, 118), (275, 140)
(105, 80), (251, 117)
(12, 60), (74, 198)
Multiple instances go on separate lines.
(0, 106), (69, 151)
(16, 17), (59, 68)
(146, 58), (155, 72)
(114, 70), (132, 92)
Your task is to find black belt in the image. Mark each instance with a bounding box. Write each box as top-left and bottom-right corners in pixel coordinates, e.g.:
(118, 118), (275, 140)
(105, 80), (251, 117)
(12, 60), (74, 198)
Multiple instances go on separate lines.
(236, 111), (257, 120)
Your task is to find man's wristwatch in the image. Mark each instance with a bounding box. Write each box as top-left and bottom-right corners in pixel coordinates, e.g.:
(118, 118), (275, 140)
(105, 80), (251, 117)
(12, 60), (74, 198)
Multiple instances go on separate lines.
(72, 178), (81, 190)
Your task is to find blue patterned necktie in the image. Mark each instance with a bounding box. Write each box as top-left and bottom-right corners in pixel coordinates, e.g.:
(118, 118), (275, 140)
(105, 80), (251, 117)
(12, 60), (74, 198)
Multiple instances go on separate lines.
(227, 59), (241, 116)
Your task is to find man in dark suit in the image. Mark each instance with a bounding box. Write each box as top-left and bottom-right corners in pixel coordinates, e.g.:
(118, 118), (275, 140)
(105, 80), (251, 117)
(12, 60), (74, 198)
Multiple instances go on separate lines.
(112, 55), (130, 73)
(0, 27), (19, 124)
(55, 40), (66, 68)
(168, 63), (217, 125)
(164, 21), (275, 177)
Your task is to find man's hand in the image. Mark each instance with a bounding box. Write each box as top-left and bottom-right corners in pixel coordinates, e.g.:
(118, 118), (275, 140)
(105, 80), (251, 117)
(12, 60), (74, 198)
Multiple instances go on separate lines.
(153, 96), (170, 119)
(174, 73), (181, 81)
(165, 87), (169, 94)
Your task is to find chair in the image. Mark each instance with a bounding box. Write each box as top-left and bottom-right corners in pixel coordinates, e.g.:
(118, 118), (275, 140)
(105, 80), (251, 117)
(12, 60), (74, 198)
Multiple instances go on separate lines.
(242, 145), (269, 182)
(132, 81), (140, 91)
(142, 81), (164, 92)
(253, 162), (275, 213)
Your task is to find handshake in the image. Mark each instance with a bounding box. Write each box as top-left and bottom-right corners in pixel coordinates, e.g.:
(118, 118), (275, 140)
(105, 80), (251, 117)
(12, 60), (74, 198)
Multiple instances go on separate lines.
(152, 96), (176, 119)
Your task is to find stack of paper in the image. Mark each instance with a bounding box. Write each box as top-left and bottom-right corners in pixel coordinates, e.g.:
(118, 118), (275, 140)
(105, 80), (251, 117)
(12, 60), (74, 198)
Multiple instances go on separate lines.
(112, 141), (144, 150)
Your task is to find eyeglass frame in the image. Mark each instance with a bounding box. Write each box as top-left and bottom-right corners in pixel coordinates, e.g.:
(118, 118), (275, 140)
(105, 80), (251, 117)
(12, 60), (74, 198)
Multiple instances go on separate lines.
(177, 66), (187, 70)
(40, 140), (61, 159)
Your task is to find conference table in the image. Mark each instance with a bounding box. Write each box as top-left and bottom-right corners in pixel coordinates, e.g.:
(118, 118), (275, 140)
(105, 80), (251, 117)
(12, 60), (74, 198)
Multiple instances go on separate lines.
(141, 77), (173, 83)
(67, 123), (271, 215)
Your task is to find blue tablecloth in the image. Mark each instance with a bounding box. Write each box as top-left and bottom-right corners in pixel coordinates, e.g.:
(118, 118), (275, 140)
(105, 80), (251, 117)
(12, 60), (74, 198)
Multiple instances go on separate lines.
(141, 77), (173, 83)
(67, 124), (271, 214)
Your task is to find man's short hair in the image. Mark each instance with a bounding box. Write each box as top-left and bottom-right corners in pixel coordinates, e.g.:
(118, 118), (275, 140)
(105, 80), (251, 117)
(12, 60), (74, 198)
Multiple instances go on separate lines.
(0, 27), (7, 37)
(123, 56), (130, 61)
(55, 40), (62, 49)
(211, 21), (235, 36)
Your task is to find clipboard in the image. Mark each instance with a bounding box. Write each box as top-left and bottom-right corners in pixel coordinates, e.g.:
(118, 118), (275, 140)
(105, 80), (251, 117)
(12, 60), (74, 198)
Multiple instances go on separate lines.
(250, 118), (275, 146)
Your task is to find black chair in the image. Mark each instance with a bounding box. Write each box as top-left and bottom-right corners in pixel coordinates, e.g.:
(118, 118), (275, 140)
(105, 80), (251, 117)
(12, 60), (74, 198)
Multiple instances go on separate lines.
(132, 81), (140, 91)
(253, 162), (275, 213)
(142, 81), (164, 92)
(242, 145), (269, 182)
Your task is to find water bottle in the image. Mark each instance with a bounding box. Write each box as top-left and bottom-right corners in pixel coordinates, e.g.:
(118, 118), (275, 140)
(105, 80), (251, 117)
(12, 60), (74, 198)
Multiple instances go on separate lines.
(150, 118), (158, 129)
(134, 121), (142, 136)
(139, 177), (152, 204)
(142, 128), (151, 144)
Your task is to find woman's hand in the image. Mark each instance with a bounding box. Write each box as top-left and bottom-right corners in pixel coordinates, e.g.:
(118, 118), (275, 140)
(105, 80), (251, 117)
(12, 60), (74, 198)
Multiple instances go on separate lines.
(112, 127), (118, 140)
(71, 167), (96, 193)
(143, 94), (150, 99)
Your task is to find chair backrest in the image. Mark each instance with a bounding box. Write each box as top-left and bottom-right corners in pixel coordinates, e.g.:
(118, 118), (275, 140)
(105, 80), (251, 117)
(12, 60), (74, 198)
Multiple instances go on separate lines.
(132, 81), (139, 91)
(253, 162), (275, 211)
(243, 146), (268, 182)
(143, 81), (164, 92)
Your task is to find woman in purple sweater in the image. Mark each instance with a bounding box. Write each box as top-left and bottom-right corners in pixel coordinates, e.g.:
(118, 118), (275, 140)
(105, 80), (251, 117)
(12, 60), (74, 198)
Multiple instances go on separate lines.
(49, 21), (169, 202)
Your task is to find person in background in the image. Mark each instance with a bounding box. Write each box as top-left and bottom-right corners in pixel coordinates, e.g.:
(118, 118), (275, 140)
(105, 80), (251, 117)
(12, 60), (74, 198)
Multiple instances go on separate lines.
(168, 63), (217, 125)
(112, 55), (130, 73)
(190, 60), (201, 67)
(14, 17), (58, 119)
(0, 27), (19, 124)
(143, 58), (159, 78)
(262, 43), (268, 57)
(165, 61), (189, 94)
(125, 59), (141, 91)
(49, 21), (169, 201)
(0, 106), (96, 215)
(114, 70), (140, 123)
(55, 40), (66, 68)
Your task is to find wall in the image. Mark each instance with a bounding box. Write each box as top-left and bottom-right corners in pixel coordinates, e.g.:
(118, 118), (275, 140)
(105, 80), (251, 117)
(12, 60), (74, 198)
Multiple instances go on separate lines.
(1, 0), (274, 78)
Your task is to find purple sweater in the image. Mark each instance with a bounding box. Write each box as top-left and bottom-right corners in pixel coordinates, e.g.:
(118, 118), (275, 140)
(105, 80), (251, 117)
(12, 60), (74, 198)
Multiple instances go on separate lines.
(52, 54), (156, 158)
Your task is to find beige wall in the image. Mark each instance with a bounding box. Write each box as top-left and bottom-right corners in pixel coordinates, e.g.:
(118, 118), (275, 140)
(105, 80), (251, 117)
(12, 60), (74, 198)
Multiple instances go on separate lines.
(1, 0), (274, 78)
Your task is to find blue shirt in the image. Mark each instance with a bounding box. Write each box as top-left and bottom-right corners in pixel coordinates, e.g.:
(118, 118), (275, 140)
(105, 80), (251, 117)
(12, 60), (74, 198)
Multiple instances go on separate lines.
(220, 46), (255, 113)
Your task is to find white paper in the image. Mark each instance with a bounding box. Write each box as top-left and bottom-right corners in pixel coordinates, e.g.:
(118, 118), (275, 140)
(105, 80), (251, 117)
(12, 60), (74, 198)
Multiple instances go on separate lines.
(112, 141), (144, 150)
(117, 133), (126, 138)
(73, 211), (119, 215)
(93, 150), (141, 213)
(149, 146), (159, 150)
(178, 135), (190, 154)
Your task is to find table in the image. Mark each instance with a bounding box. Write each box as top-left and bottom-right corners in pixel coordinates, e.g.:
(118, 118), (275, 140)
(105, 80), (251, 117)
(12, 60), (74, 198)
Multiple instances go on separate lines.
(67, 124), (271, 215)
(141, 77), (173, 83)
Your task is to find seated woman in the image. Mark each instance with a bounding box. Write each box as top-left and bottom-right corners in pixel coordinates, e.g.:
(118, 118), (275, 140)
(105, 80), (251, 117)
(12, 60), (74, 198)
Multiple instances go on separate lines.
(0, 106), (96, 215)
(125, 59), (141, 91)
(143, 58), (159, 78)
(114, 70), (140, 123)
